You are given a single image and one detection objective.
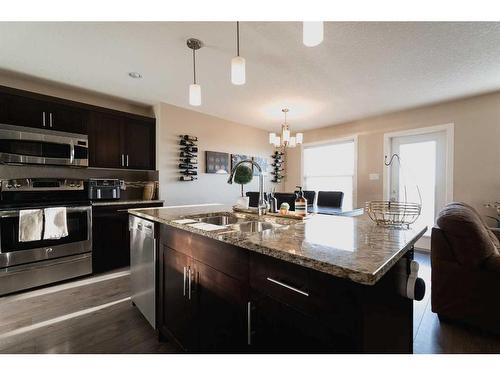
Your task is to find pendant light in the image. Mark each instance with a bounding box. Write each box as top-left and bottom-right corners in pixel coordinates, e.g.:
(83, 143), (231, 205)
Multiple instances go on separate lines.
(231, 21), (246, 85)
(187, 38), (203, 106)
(303, 22), (324, 47)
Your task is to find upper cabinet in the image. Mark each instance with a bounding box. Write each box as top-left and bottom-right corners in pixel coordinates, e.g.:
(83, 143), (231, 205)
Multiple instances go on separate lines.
(88, 112), (156, 170)
(0, 85), (156, 171)
(0, 92), (89, 134)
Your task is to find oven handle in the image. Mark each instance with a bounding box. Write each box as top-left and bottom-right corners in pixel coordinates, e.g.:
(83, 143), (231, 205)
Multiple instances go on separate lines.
(0, 206), (91, 218)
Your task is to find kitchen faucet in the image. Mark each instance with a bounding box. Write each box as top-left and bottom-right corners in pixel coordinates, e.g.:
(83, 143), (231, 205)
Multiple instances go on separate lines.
(227, 159), (267, 216)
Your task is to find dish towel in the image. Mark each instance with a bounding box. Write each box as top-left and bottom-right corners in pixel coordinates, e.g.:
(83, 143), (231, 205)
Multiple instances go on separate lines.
(19, 209), (44, 242)
(43, 207), (68, 240)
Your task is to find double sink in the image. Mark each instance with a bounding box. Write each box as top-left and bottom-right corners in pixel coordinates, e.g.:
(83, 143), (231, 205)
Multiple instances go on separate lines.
(190, 213), (276, 233)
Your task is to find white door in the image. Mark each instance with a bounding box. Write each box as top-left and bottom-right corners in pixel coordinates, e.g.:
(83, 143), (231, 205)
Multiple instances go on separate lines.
(389, 130), (448, 250)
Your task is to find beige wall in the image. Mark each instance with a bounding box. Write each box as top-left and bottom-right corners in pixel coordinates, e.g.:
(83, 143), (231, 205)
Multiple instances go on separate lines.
(0, 69), (153, 117)
(155, 103), (276, 206)
(285, 91), (500, 220)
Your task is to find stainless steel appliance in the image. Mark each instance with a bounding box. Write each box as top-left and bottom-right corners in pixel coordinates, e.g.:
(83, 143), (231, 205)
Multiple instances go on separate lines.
(0, 178), (92, 296)
(88, 179), (121, 200)
(129, 215), (156, 328)
(0, 124), (88, 167)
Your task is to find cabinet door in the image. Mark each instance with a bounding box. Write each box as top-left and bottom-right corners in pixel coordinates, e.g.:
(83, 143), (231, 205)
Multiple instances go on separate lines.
(160, 246), (197, 351)
(123, 118), (155, 170)
(250, 291), (354, 353)
(49, 104), (89, 134)
(88, 112), (124, 168)
(92, 206), (130, 273)
(196, 261), (249, 353)
(1, 93), (47, 129)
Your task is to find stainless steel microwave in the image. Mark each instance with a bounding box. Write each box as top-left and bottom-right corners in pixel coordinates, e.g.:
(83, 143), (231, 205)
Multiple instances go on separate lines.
(0, 124), (88, 167)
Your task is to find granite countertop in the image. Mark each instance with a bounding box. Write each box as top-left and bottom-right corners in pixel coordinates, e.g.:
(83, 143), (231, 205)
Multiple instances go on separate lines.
(92, 199), (164, 207)
(129, 204), (426, 285)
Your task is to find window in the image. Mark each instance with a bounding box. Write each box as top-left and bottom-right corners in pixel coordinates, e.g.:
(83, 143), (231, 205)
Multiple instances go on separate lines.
(303, 139), (356, 208)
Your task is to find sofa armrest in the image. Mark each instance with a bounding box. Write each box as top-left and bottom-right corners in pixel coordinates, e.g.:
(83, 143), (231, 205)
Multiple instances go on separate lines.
(491, 227), (500, 241)
(483, 254), (500, 273)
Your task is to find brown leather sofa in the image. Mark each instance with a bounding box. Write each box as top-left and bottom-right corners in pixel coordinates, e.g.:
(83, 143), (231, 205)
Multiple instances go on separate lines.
(431, 202), (500, 333)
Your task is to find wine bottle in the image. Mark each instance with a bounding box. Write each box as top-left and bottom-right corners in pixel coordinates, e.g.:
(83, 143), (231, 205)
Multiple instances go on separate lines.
(180, 135), (198, 142)
(181, 157), (198, 164)
(181, 146), (198, 153)
(179, 139), (196, 146)
(179, 175), (198, 181)
(180, 170), (198, 176)
(178, 163), (197, 169)
(180, 151), (196, 158)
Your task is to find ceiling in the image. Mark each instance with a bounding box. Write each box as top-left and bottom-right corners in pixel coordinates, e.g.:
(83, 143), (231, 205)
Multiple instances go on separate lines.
(1, 22), (500, 131)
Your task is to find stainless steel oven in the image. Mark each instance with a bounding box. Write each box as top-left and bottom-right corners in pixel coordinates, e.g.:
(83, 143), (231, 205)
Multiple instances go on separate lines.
(0, 178), (92, 296)
(0, 124), (88, 167)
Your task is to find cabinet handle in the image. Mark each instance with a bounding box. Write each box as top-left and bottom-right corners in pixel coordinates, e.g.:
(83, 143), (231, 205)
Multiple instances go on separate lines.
(266, 277), (309, 297)
(247, 301), (252, 345)
(126, 154), (129, 167)
(42, 112), (46, 127)
(121, 154), (124, 167)
(188, 267), (192, 300)
(49, 112), (53, 128)
(183, 266), (187, 297)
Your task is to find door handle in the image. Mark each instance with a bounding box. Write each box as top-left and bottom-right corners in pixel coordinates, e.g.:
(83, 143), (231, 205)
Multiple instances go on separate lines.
(183, 266), (187, 297)
(266, 277), (309, 297)
(247, 301), (252, 345)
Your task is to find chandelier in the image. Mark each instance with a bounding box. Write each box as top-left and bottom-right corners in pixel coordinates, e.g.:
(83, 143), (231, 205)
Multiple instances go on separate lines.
(269, 108), (303, 148)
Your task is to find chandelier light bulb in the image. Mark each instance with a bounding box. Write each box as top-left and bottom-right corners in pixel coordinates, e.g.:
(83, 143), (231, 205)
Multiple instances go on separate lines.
(231, 56), (246, 85)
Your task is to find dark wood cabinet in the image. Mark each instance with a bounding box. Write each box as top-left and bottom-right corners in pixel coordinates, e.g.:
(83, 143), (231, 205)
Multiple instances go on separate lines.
(157, 225), (414, 353)
(92, 202), (163, 274)
(50, 103), (88, 134)
(88, 112), (155, 170)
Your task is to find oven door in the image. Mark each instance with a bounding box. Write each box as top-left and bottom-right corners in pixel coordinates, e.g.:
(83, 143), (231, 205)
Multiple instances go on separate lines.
(0, 205), (92, 268)
(0, 124), (88, 167)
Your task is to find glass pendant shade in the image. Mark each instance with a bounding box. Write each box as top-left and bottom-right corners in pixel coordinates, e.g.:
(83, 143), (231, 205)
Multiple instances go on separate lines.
(296, 133), (303, 144)
(274, 136), (281, 147)
(231, 56), (246, 85)
(269, 133), (276, 144)
(189, 84), (201, 106)
(289, 137), (297, 148)
(303, 21), (324, 47)
(282, 129), (290, 142)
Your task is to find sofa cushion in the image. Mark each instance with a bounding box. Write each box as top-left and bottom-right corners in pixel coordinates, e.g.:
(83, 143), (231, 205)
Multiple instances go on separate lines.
(436, 202), (498, 267)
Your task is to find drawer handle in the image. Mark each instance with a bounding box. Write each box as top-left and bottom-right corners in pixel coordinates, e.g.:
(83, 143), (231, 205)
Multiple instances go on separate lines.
(266, 277), (309, 297)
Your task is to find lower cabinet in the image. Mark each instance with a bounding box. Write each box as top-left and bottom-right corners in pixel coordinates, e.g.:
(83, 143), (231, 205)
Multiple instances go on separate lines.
(158, 245), (249, 352)
(92, 202), (163, 273)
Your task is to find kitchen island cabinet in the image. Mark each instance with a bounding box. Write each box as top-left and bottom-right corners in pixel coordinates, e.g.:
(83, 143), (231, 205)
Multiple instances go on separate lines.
(131, 205), (426, 353)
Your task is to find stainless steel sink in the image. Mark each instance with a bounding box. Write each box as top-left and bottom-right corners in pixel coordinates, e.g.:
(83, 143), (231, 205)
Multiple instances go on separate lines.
(230, 221), (275, 233)
(196, 215), (240, 226)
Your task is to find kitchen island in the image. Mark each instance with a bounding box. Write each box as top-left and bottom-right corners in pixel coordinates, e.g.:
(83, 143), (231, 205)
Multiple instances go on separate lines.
(129, 204), (427, 353)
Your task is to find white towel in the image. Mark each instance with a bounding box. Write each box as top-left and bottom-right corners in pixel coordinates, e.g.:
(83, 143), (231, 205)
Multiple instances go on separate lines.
(19, 209), (44, 242)
(43, 207), (68, 240)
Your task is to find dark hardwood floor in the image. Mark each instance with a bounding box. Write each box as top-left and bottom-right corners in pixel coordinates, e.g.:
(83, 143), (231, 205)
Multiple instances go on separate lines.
(0, 252), (499, 354)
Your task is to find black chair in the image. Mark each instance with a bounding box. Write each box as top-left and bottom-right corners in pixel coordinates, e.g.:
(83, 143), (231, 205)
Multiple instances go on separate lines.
(246, 192), (268, 207)
(317, 191), (344, 209)
(302, 190), (316, 207)
(274, 193), (297, 211)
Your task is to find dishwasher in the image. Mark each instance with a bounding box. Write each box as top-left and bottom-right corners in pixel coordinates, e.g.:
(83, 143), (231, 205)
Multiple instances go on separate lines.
(129, 215), (156, 329)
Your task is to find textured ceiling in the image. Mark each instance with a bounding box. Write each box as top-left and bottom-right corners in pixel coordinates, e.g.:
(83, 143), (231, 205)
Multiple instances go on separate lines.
(1, 22), (500, 131)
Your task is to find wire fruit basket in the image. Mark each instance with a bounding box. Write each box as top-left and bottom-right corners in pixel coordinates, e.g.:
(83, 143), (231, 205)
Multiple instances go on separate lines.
(366, 154), (422, 228)
(366, 201), (421, 228)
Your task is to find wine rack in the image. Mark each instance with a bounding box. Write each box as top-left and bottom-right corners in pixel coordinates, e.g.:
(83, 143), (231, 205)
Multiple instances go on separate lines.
(179, 135), (198, 181)
(270, 150), (285, 183)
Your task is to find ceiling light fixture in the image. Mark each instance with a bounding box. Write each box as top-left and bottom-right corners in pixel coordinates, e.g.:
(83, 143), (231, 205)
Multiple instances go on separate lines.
(128, 72), (142, 79)
(187, 38), (203, 106)
(303, 21), (324, 47)
(231, 21), (246, 85)
(269, 108), (304, 149)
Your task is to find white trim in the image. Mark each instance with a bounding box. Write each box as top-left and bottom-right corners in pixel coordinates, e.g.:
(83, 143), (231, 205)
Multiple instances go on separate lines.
(301, 134), (359, 207)
(383, 123), (454, 203)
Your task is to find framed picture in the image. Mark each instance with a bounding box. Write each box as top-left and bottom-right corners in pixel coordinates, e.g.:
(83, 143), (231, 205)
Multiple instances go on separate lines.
(231, 154), (252, 171)
(205, 151), (230, 174)
(252, 156), (269, 176)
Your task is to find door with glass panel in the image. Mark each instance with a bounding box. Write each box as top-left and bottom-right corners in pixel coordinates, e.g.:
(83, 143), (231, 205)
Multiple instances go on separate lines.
(389, 130), (447, 249)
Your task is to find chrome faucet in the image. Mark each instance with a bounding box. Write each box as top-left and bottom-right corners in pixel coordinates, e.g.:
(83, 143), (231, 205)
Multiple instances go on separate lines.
(227, 159), (267, 216)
